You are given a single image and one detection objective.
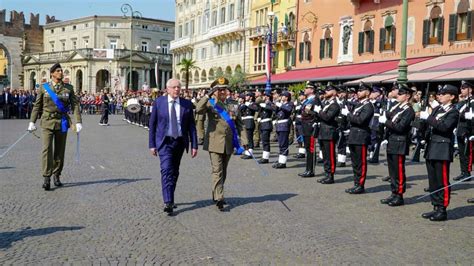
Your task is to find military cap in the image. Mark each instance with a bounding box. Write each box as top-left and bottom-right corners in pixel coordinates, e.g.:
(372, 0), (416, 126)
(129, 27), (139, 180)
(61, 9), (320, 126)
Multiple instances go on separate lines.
(358, 82), (372, 92)
(325, 83), (337, 92)
(246, 91), (255, 97)
(210, 77), (229, 89)
(299, 90), (305, 96)
(461, 80), (473, 88)
(50, 62), (62, 73)
(348, 87), (357, 93)
(372, 86), (383, 94)
(305, 81), (316, 89)
(389, 82), (399, 91)
(397, 83), (415, 94)
(281, 90), (291, 97)
(238, 93), (245, 99)
(438, 84), (459, 96)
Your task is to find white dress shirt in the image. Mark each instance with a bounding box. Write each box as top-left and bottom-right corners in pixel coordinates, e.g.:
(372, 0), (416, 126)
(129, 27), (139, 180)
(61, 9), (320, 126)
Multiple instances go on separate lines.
(167, 95), (182, 137)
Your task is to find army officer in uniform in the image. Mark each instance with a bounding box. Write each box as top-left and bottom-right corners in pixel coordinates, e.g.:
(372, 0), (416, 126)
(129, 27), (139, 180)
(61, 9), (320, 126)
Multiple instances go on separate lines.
(28, 63), (82, 191)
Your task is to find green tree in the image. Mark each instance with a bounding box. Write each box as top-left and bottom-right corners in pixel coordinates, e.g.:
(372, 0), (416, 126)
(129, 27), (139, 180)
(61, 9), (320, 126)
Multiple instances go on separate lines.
(288, 83), (306, 95)
(177, 58), (199, 91)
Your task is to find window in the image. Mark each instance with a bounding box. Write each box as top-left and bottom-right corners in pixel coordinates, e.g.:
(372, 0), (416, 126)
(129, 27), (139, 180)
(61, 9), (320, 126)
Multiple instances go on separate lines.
(299, 33), (312, 62)
(212, 10), (218, 26)
(62, 27), (65, 32)
(50, 42), (55, 52)
(110, 23), (117, 28)
(217, 43), (223, 55)
(229, 4), (235, 21)
(201, 47), (207, 59)
(220, 7), (226, 24)
(358, 20), (375, 54)
(161, 43), (169, 54)
(285, 48), (296, 67)
(178, 25), (183, 38)
(73, 25), (76, 30)
(84, 38), (89, 48)
(320, 29), (333, 59)
(253, 41), (266, 71)
(423, 6), (444, 46)
(110, 39), (118, 49)
(448, 0), (473, 42)
(141, 41), (148, 52)
(184, 22), (189, 36)
(72, 40), (77, 50)
(190, 20), (195, 35)
(61, 41), (66, 51)
(226, 41), (232, 54)
(239, 0), (245, 18)
(85, 23), (88, 27)
(380, 16), (396, 51)
(235, 39), (242, 51)
(163, 27), (169, 32)
(142, 25), (148, 29)
(50, 29), (54, 34)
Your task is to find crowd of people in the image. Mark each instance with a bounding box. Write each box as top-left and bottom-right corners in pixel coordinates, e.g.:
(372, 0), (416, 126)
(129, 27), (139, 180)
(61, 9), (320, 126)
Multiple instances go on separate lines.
(0, 87), (37, 119)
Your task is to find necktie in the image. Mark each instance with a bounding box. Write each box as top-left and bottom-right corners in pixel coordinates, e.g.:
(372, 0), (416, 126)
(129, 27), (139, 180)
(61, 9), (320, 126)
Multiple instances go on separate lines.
(170, 100), (179, 138)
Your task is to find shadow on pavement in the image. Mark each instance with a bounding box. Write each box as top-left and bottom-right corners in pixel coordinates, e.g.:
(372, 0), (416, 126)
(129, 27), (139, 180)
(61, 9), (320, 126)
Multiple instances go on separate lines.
(0, 226), (84, 249)
(175, 193), (298, 214)
(0, 166), (15, 170)
(63, 178), (152, 190)
(448, 205), (474, 220)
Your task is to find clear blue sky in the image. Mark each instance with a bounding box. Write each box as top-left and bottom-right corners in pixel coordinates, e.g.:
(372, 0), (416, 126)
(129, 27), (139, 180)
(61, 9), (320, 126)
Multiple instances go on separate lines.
(0, 0), (176, 24)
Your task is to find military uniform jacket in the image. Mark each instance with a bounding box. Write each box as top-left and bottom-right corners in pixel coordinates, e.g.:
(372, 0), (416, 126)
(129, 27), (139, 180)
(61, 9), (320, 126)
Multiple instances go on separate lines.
(30, 82), (82, 130)
(385, 102), (415, 155)
(196, 96), (245, 155)
(456, 98), (474, 138)
(259, 101), (276, 131)
(335, 98), (350, 131)
(101, 95), (110, 108)
(316, 99), (340, 140)
(240, 102), (259, 129)
(301, 96), (321, 136)
(347, 99), (374, 145)
(275, 102), (294, 132)
(424, 105), (459, 161)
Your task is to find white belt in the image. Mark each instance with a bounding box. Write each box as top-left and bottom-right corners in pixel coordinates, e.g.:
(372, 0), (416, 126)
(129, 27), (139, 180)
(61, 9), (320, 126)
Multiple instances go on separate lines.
(242, 116), (254, 120)
(260, 118), (272, 123)
(296, 115), (302, 118)
(277, 119), (289, 124)
(374, 113), (380, 117)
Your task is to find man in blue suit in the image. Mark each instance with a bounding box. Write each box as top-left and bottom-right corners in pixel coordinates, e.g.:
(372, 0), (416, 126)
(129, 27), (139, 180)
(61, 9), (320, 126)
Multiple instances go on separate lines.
(149, 78), (198, 215)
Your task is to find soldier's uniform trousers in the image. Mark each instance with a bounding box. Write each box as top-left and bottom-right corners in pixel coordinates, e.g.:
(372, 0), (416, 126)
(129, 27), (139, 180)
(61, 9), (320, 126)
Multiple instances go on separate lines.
(457, 136), (473, 174)
(426, 159), (451, 207)
(42, 128), (68, 177)
(321, 139), (337, 175)
(349, 144), (368, 187)
(387, 154), (407, 195)
(245, 127), (255, 149)
(209, 152), (232, 201)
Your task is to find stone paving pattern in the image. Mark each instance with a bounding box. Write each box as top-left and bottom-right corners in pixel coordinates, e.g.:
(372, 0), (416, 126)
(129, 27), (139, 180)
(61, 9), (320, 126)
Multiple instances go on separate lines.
(0, 115), (473, 264)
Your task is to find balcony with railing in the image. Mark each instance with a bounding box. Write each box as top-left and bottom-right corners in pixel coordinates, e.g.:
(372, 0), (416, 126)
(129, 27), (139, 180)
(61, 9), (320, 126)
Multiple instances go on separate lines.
(206, 19), (244, 40)
(170, 36), (192, 50)
(249, 26), (269, 40)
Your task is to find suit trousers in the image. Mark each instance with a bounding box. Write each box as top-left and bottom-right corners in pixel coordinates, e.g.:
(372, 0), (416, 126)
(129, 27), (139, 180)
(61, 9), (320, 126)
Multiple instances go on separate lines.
(158, 137), (185, 204)
(100, 105), (109, 124)
(457, 136), (473, 174)
(42, 128), (68, 177)
(209, 152), (232, 201)
(304, 136), (316, 172)
(426, 159), (451, 208)
(387, 154), (406, 195)
(321, 139), (336, 175)
(349, 144), (368, 187)
(261, 129), (271, 152)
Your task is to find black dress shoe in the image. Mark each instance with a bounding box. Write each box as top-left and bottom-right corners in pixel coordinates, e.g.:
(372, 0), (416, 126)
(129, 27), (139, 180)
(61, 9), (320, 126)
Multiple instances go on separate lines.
(273, 163), (286, 169)
(163, 204), (173, 215)
(53, 175), (63, 187)
(321, 177), (334, 184)
(43, 177), (51, 191)
(382, 176), (391, 182)
(388, 195), (404, 207)
(347, 185), (364, 194)
(293, 153), (305, 159)
(216, 200), (225, 211)
(429, 207), (447, 221)
(258, 158), (269, 164)
(299, 171), (315, 178)
(337, 162), (346, 167)
(317, 176), (328, 183)
(380, 194), (396, 204)
(453, 172), (471, 181)
(423, 187), (430, 192)
(467, 198), (474, 203)
(422, 206), (438, 219)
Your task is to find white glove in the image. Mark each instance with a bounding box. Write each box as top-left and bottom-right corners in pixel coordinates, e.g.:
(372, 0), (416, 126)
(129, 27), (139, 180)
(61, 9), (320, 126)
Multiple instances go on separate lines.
(259, 103), (266, 108)
(191, 98), (196, 103)
(469, 136), (474, 141)
(464, 111), (473, 120)
(27, 122), (37, 132)
(76, 123), (83, 133)
(341, 108), (349, 116)
(378, 114), (387, 124)
(304, 104), (312, 111)
(272, 120), (277, 125)
(381, 139), (388, 148)
(276, 102), (282, 108)
(245, 102), (250, 106)
(419, 111), (429, 120)
(313, 105), (322, 113)
(295, 106), (301, 110)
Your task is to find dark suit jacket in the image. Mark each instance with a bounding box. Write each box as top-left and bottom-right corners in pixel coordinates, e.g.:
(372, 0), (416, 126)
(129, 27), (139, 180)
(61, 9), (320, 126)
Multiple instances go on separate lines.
(148, 96), (198, 152)
(424, 105), (459, 161)
(347, 100), (375, 145)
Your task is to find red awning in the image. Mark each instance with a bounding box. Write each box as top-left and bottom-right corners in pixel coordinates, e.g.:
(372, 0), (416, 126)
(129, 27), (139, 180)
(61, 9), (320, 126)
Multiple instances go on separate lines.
(250, 57), (432, 85)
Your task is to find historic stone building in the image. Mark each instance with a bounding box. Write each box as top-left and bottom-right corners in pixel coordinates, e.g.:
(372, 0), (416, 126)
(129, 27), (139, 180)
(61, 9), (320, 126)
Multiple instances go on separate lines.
(23, 15), (174, 93)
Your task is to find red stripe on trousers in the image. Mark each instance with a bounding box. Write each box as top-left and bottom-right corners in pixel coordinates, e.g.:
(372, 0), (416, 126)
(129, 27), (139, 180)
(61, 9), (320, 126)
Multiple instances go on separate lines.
(310, 136), (315, 153)
(469, 141), (473, 173)
(442, 161), (449, 207)
(398, 155), (404, 194)
(330, 140), (335, 174)
(360, 145), (367, 186)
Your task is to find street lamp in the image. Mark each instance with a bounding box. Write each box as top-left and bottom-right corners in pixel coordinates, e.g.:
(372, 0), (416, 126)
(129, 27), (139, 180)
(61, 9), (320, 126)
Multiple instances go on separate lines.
(265, 11), (276, 94)
(108, 60), (112, 90)
(397, 0), (408, 85)
(121, 3), (142, 91)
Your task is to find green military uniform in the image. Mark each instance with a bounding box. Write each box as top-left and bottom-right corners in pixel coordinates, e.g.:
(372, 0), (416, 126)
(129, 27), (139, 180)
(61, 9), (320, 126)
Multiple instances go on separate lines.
(196, 77), (245, 209)
(194, 100), (206, 144)
(30, 80), (82, 182)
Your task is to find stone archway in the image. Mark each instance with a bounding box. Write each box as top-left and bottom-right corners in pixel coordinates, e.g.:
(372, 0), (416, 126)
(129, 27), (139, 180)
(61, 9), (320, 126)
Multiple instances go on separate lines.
(96, 69), (110, 92)
(76, 69), (83, 92)
(0, 35), (23, 89)
(29, 71), (36, 90)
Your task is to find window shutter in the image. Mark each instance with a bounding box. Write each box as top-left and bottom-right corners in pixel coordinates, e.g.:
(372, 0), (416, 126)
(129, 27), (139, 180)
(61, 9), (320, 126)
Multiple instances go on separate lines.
(438, 17), (444, 44)
(391, 26), (396, 50)
(291, 48), (296, 66)
(448, 14), (457, 42)
(319, 39), (325, 59)
(299, 42), (304, 62)
(358, 31), (364, 54)
(284, 49), (288, 67)
(379, 28), (386, 52)
(307, 42), (312, 61)
(467, 11), (473, 40)
(369, 30), (375, 53)
(328, 38), (333, 58)
(422, 19), (430, 46)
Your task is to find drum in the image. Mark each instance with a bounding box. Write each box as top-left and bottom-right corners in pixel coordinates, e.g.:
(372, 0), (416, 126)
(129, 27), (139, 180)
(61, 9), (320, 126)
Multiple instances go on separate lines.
(126, 98), (141, 113)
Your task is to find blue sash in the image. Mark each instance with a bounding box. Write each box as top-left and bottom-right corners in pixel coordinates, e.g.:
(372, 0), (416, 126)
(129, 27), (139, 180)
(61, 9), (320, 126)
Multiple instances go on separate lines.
(209, 98), (245, 155)
(43, 82), (70, 133)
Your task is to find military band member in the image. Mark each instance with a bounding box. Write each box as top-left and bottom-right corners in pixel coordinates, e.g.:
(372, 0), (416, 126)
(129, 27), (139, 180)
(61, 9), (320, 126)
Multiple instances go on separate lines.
(27, 63), (83, 190)
(453, 80), (473, 181)
(314, 84), (341, 184)
(273, 91), (294, 169)
(241, 92), (259, 159)
(378, 84), (415, 206)
(419, 84), (460, 221)
(99, 90), (109, 126)
(341, 83), (374, 194)
(293, 91), (307, 159)
(257, 91), (276, 164)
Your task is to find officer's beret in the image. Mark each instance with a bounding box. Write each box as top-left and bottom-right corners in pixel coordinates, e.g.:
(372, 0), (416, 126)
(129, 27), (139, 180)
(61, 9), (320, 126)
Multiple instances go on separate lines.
(461, 80), (473, 88)
(358, 82), (372, 92)
(398, 83), (415, 94)
(50, 62), (62, 73)
(438, 84), (459, 96)
(281, 91), (291, 97)
(210, 77), (229, 89)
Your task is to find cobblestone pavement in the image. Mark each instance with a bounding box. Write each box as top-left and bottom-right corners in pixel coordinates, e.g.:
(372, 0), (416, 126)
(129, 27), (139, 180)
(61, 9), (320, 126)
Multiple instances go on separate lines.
(0, 115), (473, 264)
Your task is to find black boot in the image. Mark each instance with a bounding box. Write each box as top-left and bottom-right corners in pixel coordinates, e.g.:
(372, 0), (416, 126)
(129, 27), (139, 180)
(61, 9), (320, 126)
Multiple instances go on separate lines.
(321, 174), (334, 184)
(380, 193), (396, 204)
(42, 176), (51, 191)
(423, 187), (430, 192)
(422, 206), (438, 219)
(429, 206), (447, 221)
(388, 194), (404, 207)
(293, 153), (305, 159)
(453, 172), (470, 181)
(257, 158), (269, 164)
(346, 185), (364, 194)
(299, 171), (315, 178)
(273, 163), (286, 169)
(53, 174), (63, 187)
(317, 174), (329, 183)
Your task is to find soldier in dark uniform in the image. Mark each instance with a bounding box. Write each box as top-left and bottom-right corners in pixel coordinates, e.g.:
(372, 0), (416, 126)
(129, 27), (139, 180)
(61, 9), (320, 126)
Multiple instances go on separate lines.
(293, 91), (306, 159)
(341, 82), (374, 194)
(419, 84), (460, 221)
(99, 90), (110, 126)
(378, 84), (415, 206)
(273, 91), (294, 169)
(453, 80), (473, 181)
(335, 86), (352, 167)
(368, 86), (384, 164)
(254, 89), (264, 148)
(241, 92), (259, 159)
(257, 91), (276, 163)
(298, 82), (321, 178)
(314, 84), (341, 184)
